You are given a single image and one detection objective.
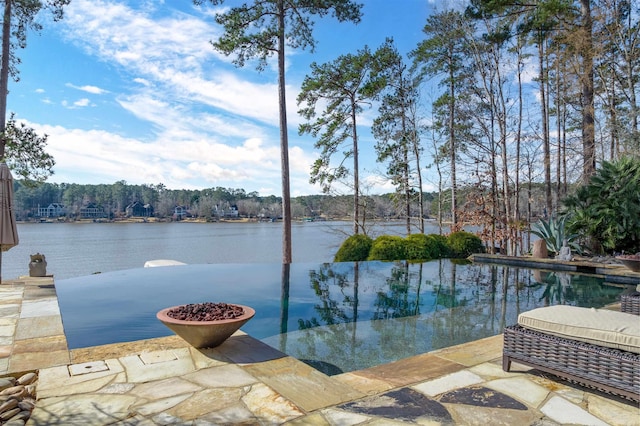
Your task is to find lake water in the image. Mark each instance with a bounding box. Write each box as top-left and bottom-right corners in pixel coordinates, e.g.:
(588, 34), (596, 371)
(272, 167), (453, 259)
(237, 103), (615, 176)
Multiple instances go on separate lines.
(2, 220), (422, 280)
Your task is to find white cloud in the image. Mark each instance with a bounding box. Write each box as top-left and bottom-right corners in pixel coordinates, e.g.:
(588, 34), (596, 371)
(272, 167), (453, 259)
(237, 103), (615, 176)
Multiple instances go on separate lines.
(521, 55), (538, 85)
(62, 1), (218, 76)
(73, 98), (92, 107)
(66, 84), (108, 94)
(133, 77), (150, 86)
(29, 118), (320, 193)
(61, 98), (93, 109)
(60, 0), (304, 126)
(36, 0), (392, 196)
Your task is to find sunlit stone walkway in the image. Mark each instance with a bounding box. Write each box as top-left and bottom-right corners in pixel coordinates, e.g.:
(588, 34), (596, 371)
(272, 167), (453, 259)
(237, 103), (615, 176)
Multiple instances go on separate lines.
(0, 276), (638, 425)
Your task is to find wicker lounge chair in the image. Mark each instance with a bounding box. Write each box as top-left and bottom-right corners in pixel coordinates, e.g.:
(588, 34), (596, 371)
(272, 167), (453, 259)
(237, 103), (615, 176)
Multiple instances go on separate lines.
(503, 301), (640, 402)
(621, 292), (640, 316)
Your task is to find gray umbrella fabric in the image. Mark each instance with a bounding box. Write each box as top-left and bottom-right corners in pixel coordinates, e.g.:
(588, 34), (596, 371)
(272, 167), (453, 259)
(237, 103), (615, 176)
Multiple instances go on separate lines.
(0, 163), (18, 282)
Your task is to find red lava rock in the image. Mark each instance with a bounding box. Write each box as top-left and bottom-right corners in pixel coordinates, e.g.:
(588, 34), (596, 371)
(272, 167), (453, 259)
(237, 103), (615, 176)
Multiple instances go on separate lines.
(166, 303), (245, 322)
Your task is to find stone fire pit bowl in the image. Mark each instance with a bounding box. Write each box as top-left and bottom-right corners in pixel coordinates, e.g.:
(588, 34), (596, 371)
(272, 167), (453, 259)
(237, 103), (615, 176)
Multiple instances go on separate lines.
(156, 303), (255, 349)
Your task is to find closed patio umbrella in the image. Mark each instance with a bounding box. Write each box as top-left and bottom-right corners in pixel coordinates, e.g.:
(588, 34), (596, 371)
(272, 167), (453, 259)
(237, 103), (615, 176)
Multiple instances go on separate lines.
(0, 162), (18, 282)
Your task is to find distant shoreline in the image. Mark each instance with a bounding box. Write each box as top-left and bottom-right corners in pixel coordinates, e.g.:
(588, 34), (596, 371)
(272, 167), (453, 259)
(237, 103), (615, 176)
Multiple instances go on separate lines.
(17, 216), (449, 227)
(20, 217), (305, 224)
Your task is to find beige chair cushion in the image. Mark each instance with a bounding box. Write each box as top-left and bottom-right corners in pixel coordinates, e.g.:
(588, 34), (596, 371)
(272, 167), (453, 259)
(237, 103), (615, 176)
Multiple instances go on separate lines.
(518, 305), (640, 354)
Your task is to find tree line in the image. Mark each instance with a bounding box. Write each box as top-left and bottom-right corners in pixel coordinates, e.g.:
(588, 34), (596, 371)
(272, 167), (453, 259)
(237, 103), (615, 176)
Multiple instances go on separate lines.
(13, 180), (433, 222)
(296, 1), (639, 255)
(13, 179), (558, 227)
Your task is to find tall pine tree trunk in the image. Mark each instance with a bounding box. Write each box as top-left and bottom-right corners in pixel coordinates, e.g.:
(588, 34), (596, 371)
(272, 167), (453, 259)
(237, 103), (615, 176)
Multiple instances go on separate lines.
(449, 66), (457, 228)
(412, 123), (424, 233)
(538, 36), (552, 217)
(351, 97), (359, 235)
(581, 0), (596, 181)
(514, 36), (524, 255)
(277, 0), (292, 263)
(401, 93), (410, 235)
(0, 0), (11, 159)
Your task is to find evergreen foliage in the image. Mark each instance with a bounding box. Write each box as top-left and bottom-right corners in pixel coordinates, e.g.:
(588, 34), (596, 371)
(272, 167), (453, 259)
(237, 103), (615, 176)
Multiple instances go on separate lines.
(563, 157), (640, 253)
(13, 180), (442, 221)
(425, 234), (451, 258)
(338, 231), (476, 261)
(298, 38), (389, 234)
(367, 235), (408, 261)
(334, 234), (373, 262)
(406, 233), (450, 260)
(405, 234), (431, 260)
(446, 231), (484, 258)
(2, 114), (55, 184)
(196, 0), (363, 263)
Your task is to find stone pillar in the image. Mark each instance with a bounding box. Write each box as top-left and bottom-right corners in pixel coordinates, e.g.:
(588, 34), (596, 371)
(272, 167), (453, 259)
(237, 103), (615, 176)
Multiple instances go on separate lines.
(532, 240), (548, 259)
(29, 254), (47, 277)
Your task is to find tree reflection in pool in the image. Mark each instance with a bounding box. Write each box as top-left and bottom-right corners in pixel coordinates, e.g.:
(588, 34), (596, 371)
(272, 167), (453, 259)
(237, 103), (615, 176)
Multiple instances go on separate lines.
(56, 260), (630, 375)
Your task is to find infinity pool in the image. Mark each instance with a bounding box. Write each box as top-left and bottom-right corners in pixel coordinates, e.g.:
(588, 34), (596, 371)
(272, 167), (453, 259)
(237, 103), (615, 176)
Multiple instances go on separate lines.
(56, 260), (629, 375)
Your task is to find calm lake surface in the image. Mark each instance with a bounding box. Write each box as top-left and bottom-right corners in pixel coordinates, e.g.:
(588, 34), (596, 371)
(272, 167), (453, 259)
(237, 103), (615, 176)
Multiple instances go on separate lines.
(3, 220), (422, 280)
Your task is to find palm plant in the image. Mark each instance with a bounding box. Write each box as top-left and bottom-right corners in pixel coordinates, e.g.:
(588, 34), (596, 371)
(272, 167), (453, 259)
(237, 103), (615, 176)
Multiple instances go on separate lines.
(563, 157), (640, 253)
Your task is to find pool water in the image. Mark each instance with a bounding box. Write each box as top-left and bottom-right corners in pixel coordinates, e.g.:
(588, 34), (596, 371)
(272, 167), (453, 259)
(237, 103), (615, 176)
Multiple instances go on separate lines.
(56, 260), (630, 375)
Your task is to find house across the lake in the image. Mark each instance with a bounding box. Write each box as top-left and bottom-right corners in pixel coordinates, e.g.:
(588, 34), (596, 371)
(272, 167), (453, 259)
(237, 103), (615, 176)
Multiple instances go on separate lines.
(213, 204), (239, 218)
(80, 203), (107, 219)
(173, 206), (190, 220)
(36, 203), (66, 218)
(126, 201), (154, 217)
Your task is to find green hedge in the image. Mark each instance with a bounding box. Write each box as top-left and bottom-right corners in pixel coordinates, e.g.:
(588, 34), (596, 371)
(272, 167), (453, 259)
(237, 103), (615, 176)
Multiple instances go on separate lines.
(447, 231), (484, 258)
(367, 235), (407, 261)
(334, 231), (483, 262)
(406, 233), (450, 260)
(334, 234), (373, 262)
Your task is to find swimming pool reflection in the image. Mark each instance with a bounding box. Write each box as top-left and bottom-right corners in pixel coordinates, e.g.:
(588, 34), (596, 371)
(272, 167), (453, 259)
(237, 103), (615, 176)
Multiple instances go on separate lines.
(56, 260), (630, 375)
(263, 261), (626, 374)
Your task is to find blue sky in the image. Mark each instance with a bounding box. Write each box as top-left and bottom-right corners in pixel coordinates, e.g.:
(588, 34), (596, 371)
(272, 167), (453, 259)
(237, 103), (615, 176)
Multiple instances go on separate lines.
(9, 0), (448, 196)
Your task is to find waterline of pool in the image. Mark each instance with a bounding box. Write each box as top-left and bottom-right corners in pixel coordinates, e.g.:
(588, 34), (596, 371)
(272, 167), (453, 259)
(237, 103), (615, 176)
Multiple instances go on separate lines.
(55, 260), (629, 375)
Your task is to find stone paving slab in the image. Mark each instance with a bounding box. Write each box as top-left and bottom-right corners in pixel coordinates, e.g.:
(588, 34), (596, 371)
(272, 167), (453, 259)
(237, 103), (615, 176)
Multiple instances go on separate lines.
(15, 315), (64, 340)
(412, 370), (485, 397)
(69, 335), (189, 364)
(430, 334), (504, 367)
(26, 341), (640, 425)
(19, 299), (60, 318)
(351, 352), (465, 387)
(243, 354), (365, 412)
(9, 347), (70, 373)
(0, 277), (71, 376)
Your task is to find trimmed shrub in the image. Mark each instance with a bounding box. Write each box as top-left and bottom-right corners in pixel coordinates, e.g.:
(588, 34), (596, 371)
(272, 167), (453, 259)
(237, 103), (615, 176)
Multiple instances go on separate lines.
(447, 231), (484, 258)
(367, 235), (408, 261)
(425, 234), (450, 258)
(406, 234), (431, 260)
(406, 233), (449, 260)
(334, 234), (373, 262)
